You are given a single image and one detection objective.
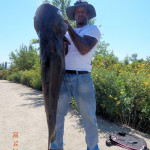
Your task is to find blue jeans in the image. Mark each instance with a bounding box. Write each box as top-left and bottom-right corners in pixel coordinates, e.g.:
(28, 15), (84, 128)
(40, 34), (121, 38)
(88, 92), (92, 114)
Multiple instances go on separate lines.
(50, 72), (99, 150)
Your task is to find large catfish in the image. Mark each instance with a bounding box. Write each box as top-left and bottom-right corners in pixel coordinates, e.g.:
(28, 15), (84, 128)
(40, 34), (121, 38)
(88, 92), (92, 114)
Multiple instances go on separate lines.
(34, 3), (68, 149)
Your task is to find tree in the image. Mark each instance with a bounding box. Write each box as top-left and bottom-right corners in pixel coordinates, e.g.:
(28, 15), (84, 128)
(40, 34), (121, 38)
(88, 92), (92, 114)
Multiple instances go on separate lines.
(88, 18), (96, 25)
(137, 58), (144, 63)
(146, 56), (150, 65)
(9, 44), (40, 72)
(30, 39), (39, 45)
(0, 63), (5, 70)
(95, 40), (110, 57)
(124, 56), (130, 65)
(51, 0), (71, 19)
(93, 40), (119, 68)
(43, 0), (50, 3)
(130, 53), (138, 61)
(42, 0), (71, 19)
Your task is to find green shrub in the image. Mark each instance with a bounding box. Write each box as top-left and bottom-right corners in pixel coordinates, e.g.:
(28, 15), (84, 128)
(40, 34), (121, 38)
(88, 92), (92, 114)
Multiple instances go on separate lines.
(7, 69), (42, 90)
(92, 53), (150, 133)
(9, 44), (40, 72)
(7, 71), (22, 83)
(30, 69), (42, 90)
(0, 69), (8, 80)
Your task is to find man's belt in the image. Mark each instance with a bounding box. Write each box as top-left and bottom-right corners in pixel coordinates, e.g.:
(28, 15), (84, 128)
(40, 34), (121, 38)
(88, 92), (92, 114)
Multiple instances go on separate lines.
(65, 70), (89, 74)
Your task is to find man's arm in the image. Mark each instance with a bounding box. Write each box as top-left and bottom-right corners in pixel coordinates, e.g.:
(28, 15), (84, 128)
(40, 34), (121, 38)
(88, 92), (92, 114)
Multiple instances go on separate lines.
(64, 20), (98, 55)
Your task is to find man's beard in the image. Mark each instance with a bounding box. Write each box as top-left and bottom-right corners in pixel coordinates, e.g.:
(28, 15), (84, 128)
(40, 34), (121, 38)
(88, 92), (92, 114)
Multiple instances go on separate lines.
(78, 22), (85, 26)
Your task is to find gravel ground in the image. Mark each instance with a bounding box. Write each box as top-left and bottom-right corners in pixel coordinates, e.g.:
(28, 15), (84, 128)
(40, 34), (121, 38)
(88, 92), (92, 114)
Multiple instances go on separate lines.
(0, 80), (149, 150)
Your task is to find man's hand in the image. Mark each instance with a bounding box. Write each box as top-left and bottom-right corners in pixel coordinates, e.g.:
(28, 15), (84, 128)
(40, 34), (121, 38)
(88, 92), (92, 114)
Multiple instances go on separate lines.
(64, 19), (71, 30)
(63, 41), (68, 55)
(63, 36), (70, 55)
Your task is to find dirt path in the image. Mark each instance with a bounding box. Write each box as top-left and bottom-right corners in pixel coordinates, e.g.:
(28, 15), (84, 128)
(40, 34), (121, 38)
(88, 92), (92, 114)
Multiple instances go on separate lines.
(0, 80), (149, 150)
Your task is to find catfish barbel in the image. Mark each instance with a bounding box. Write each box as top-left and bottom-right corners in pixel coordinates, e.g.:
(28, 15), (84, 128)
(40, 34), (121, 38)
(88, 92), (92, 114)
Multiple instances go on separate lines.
(34, 3), (68, 149)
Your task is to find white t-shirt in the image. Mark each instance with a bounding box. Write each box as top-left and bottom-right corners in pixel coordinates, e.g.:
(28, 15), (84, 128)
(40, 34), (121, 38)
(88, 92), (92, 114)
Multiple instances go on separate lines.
(65, 24), (101, 72)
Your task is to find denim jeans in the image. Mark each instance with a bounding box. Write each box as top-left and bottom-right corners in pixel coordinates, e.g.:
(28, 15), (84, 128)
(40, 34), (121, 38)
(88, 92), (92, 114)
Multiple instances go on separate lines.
(50, 72), (99, 150)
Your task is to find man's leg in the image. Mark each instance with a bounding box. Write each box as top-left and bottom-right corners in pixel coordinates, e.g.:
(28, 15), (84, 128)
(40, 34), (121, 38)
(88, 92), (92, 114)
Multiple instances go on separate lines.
(74, 73), (99, 150)
(50, 76), (71, 150)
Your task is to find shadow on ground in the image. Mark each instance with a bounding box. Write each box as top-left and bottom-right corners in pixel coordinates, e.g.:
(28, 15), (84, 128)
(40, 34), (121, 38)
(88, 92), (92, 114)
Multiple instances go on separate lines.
(68, 106), (150, 140)
(19, 90), (44, 107)
(18, 87), (150, 140)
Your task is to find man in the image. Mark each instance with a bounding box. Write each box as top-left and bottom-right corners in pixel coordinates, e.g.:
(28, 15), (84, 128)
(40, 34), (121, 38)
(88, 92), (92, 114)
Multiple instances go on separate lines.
(50, 0), (101, 150)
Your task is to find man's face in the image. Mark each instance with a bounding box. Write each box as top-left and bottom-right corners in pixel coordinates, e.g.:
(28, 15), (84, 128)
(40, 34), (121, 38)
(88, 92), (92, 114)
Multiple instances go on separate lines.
(75, 7), (88, 26)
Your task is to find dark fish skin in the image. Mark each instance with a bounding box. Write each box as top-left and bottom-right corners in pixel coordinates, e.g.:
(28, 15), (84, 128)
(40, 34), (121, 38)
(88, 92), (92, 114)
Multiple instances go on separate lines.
(34, 3), (67, 149)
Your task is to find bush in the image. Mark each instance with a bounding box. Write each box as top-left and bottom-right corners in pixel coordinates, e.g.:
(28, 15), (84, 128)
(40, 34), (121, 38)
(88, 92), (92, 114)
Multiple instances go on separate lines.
(7, 71), (23, 83)
(0, 69), (8, 80)
(7, 69), (42, 90)
(30, 69), (42, 90)
(92, 52), (150, 133)
(9, 44), (40, 72)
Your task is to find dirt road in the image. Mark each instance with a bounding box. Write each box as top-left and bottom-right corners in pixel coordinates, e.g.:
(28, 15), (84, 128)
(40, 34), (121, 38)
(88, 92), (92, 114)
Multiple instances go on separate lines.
(0, 80), (149, 150)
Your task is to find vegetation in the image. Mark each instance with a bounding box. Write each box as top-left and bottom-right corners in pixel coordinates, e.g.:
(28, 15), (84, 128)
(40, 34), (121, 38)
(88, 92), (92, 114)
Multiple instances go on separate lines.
(0, 69), (8, 80)
(1, 40), (149, 133)
(3, 44), (42, 90)
(9, 44), (40, 72)
(0, 63), (5, 70)
(92, 42), (150, 133)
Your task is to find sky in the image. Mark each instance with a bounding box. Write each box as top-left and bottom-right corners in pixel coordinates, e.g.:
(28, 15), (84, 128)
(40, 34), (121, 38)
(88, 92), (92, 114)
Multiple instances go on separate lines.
(0, 0), (150, 64)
